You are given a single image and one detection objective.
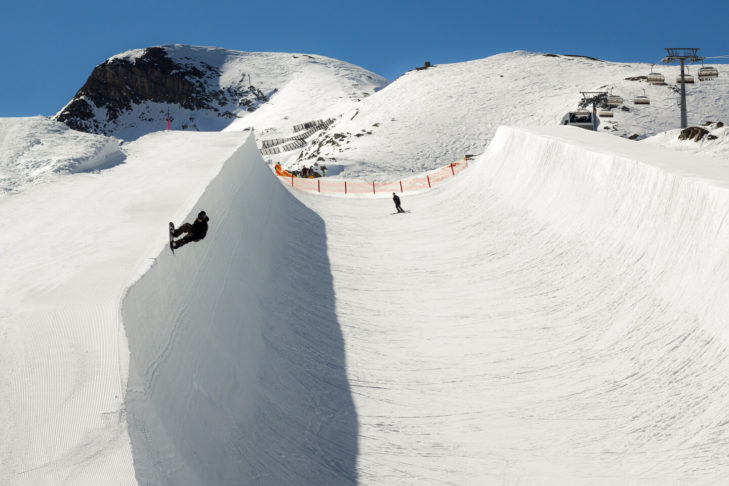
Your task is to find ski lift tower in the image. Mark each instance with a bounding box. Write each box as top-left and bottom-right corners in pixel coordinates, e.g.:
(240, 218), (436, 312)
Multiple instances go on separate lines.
(662, 48), (703, 128)
(579, 91), (608, 131)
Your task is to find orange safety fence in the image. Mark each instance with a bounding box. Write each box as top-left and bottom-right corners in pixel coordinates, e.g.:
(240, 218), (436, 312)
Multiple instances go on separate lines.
(276, 158), (470, 194)
(274, 163), (295, 178)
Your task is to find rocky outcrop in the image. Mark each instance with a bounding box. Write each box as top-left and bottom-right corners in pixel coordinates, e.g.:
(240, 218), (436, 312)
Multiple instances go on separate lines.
(54, 46), (267, 137)
(678, 126), (710, 142)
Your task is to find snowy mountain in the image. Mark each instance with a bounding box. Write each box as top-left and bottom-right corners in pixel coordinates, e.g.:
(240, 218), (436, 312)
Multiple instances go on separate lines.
(4, 46), (729, 485)
(52, 47), (729, 180)
(53, 44), (387, 141)
(289, 51), (729, 178)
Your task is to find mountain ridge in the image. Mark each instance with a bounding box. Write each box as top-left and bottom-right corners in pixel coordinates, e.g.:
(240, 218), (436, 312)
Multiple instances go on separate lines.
(49, 45), (729, 179)
(53, 44), (387, 141)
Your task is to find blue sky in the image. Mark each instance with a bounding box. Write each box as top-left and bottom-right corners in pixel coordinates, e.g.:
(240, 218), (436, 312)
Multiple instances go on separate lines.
(2, 0), (728, 117)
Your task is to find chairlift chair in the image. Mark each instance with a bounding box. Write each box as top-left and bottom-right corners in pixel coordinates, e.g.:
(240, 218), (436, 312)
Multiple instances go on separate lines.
(698, 65), (719, 81)
(606, 94), (623, 107)
(634, 89), (650, 105)
(561, 110), (600, 130)
(676, 66), (695, 84)
(647, 68), (665, 84)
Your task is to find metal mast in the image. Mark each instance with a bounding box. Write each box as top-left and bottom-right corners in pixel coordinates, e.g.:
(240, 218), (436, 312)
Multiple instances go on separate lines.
(662, 48), (703, 129)
(579, 92), (608, 131)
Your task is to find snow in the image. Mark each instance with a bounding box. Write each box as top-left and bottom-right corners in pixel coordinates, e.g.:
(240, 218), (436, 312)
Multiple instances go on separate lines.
(60, 45), (388, 143)
(0, 130), (247, 484)
(0, 117), (124, 195)
(4, 47), (729, 485)
(245, 51), (729, 180)
(55, 47), (729, 177)
(122, 135), (357, 485)
(293, 126), (729, 484)
(643, 123), (729, 161)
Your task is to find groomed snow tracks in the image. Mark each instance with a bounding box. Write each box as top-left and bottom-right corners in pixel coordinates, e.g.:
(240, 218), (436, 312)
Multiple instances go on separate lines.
(294, 126), (729, 484)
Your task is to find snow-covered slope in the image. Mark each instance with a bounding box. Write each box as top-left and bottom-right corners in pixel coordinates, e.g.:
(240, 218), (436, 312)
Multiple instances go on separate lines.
(51, 47), (729, 180)
(291, 52), (729, 178)
(0, 116), (124, 195)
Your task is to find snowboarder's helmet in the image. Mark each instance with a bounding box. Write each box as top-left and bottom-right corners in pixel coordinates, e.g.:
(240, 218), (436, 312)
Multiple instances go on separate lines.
(198, 211), (206, 219)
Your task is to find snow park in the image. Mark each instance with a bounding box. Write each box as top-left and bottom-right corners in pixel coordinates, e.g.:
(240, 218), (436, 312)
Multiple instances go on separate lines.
(3, 38), (729, 486)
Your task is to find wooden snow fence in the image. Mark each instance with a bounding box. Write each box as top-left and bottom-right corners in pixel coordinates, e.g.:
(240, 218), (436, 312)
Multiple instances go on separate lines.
(259, 119), (336, 155)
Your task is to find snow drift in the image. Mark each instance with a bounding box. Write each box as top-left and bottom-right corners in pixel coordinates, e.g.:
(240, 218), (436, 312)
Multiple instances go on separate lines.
(122, 135), (357, 485)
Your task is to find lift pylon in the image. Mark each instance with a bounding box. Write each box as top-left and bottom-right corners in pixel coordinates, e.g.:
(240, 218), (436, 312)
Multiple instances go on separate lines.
(662, 48), (704, 128)
(579, 92), (608, 131)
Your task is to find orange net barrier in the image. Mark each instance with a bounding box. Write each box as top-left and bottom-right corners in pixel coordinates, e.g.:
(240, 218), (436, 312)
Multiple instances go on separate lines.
(276, 158), (470, 194)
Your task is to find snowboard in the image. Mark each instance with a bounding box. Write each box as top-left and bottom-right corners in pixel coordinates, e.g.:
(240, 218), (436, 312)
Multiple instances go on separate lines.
(390, 210), (410, 215)
(169, 222), (176, 253)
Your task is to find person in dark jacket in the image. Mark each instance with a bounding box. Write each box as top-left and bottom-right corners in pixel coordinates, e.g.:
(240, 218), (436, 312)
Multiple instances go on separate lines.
(392, 193), (405, 213)
(172, 211), (209, 249)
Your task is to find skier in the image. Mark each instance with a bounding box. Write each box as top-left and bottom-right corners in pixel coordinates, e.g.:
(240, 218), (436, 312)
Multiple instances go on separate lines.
(171, 211), (209, 249)
(392, 193), (405, 213)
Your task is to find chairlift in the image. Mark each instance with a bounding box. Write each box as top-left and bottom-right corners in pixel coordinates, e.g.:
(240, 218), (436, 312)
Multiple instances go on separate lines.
(561, 110), (600, 130)
(698, 65), (719, 81)
(634, 89), (650, 105)
(606, 93), (623, 107)
(647, 66), (665, 85)
(676, 66), (694, 84)
(599, 109), (614, 118)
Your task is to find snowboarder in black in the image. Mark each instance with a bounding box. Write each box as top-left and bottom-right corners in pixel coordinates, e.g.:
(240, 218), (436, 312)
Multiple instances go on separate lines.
(171, 211), (209, 249)
(392, 193), (405, 213)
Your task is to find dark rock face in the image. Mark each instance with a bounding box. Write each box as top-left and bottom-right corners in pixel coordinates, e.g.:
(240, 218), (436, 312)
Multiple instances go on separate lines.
(543, 53), (603, 62)
(55, 46), (267, 137)
(679, 126), (710, 142)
